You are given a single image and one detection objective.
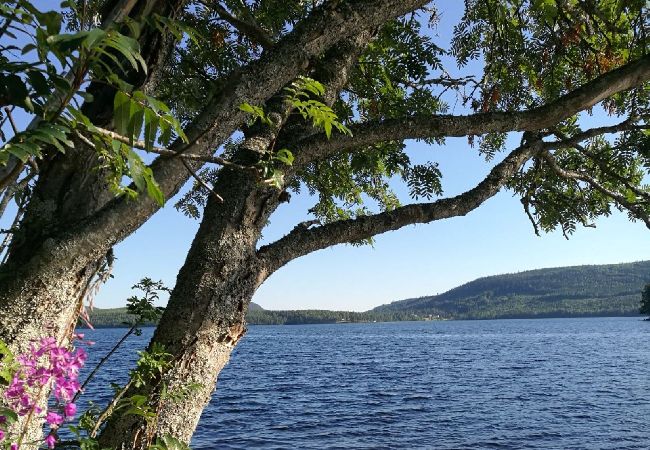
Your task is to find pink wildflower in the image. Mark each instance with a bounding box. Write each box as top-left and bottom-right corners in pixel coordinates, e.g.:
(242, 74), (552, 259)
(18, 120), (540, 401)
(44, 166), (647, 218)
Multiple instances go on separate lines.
(46, 411), (63, 426)
(45, 434), (56, 449)
(63, 403), (76, 418)
(2, 336), (86, 427)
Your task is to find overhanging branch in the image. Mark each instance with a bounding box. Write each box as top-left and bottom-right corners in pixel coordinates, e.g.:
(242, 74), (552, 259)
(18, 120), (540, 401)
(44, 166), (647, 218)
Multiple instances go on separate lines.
(292, 54), (650, 168)
(53, 0), (429, 263)
(258, 138), (544, 273)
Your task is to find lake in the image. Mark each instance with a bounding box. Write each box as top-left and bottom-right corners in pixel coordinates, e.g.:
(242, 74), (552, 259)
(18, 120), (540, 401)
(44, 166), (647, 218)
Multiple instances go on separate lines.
(79, 317), (650, 449)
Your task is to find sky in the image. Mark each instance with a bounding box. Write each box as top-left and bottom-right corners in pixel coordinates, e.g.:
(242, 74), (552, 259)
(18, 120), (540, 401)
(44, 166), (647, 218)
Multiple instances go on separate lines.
(3, 2), (650, 311)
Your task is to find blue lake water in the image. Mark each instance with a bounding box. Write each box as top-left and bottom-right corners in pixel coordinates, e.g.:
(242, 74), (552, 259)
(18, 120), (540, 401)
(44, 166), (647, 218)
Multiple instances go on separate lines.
(79, 317), (650, 449)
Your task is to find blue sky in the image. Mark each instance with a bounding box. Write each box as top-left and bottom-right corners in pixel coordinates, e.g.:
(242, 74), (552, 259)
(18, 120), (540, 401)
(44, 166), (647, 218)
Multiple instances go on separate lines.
(3, 2), (649, 311)
(93, 132), (649, 311)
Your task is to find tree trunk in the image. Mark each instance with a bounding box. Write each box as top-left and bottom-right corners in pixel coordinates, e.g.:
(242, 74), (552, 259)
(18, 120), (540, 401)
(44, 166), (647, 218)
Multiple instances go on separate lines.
(0, 2), (184, 444)
(98, 162), (278, 448)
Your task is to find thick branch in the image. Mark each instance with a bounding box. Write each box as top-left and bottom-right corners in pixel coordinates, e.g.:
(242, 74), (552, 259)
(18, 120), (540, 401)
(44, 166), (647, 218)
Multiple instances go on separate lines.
(258, 139), (543, 272)
(292, 54), (650, 168)
(70, 0), (427, 252)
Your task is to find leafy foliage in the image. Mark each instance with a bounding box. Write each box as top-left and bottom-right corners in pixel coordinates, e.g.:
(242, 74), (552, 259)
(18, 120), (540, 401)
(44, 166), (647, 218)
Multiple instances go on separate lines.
(0, 339), (16, 386)
(125, 278), (168, 334)
(283, 77), (352, 139)
(451, 0), (649, 112)
(641, 284), (650, 316)
(129, 343), (173, 390)
(0, 0), (190, 206)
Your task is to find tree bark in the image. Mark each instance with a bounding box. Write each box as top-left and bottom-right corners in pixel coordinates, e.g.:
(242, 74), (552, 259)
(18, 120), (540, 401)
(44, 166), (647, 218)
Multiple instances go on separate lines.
(98, 155), (279, 447)
(0, 1), (185, 446)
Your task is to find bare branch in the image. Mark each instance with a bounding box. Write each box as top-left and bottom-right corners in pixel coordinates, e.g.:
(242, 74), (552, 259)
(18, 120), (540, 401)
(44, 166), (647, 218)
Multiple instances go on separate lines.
(292, 54), (650, 168)
(3, 107), (18, 135)
(258, 138), (543, 273)
(181, 158), (224, 203)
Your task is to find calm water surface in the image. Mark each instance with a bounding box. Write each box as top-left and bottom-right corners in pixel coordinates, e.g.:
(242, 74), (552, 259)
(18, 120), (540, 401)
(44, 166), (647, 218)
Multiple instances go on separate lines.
(81, 317), (650, 449)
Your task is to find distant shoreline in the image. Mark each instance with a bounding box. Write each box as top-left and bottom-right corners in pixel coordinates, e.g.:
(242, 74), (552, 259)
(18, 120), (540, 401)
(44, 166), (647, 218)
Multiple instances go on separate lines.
(81, 312), (644, 329)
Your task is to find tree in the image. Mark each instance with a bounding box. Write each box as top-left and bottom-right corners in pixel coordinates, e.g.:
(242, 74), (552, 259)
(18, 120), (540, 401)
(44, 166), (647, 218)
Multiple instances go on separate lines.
(0, 0), (649, 448)
(641, 284), (650, 316)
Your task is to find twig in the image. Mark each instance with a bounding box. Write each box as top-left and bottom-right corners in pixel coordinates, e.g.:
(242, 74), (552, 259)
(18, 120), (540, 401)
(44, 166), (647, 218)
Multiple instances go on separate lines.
(90, 380), (133, 438)
(94, 126), (250, 170)
(540, 150), (650, 229)
(202, 0), (274, 49)
(2, 106), (18, 135)
(73, 326), (137, 403)
(181, 158), (224, 203)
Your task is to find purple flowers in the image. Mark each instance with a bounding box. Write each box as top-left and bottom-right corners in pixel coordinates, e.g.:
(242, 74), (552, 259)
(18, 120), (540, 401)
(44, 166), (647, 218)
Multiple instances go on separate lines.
(0, 336), (87, 448)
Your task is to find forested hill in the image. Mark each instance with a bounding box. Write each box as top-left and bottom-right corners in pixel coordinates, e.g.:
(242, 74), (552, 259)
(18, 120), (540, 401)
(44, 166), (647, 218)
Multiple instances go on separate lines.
(87, 261), (649, 326)
(87, 302), (266, 327)
(373, 261), (650, 319)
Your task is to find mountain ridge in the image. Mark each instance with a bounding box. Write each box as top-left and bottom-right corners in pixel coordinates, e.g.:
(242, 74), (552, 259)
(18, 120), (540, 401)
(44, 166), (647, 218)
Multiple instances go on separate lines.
(372, 260), (650, 319)
(86, 261), (649, 326)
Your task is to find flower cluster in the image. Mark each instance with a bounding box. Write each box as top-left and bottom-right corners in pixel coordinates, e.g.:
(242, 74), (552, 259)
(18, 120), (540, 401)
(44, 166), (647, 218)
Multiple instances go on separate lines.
(0, 335), (87, 449)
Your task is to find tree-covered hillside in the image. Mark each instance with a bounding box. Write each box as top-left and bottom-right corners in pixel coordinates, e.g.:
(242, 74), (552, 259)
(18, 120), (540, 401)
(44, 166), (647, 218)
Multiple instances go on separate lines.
(87, 261), (650, 326)
(373, 261), (650, 319)
(87, 302), (266, 327)
(87, 304), (421, 327)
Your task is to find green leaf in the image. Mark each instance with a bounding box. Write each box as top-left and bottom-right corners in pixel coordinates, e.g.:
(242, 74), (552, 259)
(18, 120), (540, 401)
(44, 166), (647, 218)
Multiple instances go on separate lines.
(144, 167), (164, 206)
(129, 107), (145, 145)
(82, 28), (106, 50)
(156, 434), (192, 450)
(323, 121), (332, 139)
(39, 11), (62, 35)
(0, 74), (30, 109)
(274, 149), (294, 166)
(114, 91), (132, 137)
(41, 124), (74, 147)
(143, 109), (159, 151)
(0, 407), (18, 424)
(27, 70), (49, 96)
(5, 142), (37, 162)
(158, 121), (173, 146)
(21, 43), (36, 54)
(239, 103), (271, 126)
(127, 149), (146, 192)
(47, 31), (88, 52)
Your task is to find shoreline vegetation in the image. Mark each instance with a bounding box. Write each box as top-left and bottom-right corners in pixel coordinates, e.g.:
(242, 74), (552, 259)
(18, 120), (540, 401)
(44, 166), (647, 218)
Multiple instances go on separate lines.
(85, 261), (649, 327)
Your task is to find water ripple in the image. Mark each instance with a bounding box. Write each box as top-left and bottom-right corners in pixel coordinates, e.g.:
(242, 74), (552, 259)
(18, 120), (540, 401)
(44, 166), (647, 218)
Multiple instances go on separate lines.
(78, 317), (650, 449)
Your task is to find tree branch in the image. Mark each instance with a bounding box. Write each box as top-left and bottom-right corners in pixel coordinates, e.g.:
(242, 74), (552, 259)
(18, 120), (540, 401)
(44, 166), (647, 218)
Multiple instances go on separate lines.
(258, 138), (544, 273)
(291, 54), (650, 168)
(69, 0), (428, 251)
(204, 1), (274, 49)
(539, 150), (650, 229)
(94, 126), (251, 170)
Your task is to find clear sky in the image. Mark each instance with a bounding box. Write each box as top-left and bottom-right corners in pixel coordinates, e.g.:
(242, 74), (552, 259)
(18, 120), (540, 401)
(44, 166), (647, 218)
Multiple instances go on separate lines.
(3, 2), (650, 311)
